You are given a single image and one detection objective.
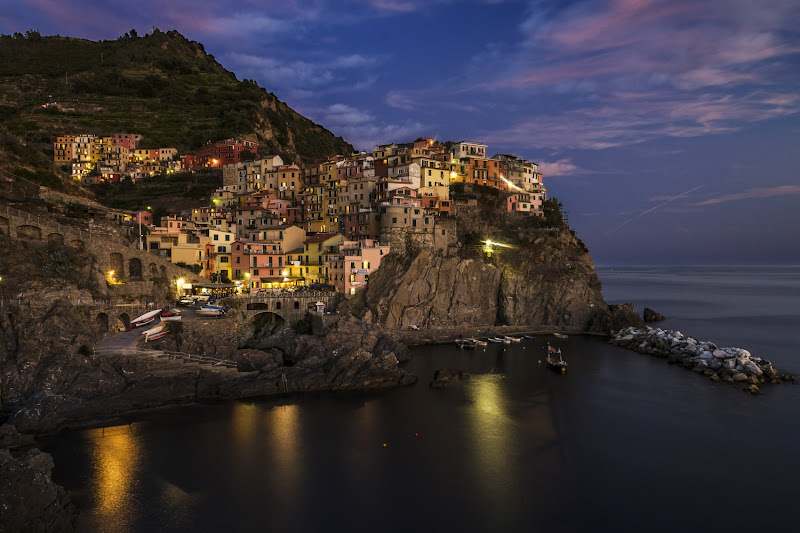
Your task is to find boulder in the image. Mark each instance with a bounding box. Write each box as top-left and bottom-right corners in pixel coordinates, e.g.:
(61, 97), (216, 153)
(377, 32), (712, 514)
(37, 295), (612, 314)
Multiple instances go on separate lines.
(430, 369), (470, 389)
(643, 308), (665, 322)
(732, 372), (748, 382)
(743, 361), (763, 376)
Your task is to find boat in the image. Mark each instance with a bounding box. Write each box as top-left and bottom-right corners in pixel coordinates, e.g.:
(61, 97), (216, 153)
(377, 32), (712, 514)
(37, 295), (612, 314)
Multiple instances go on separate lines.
(142, 324), (169, 342)
(176, 297), (194, 307)
(523, 334), (536, 340)
(553, 332), (568, 339)
(487, 337), (504, 344)
(545, 343), (568, 373)
(196, 306), (223, 317)
(503, 336), (522, 342)
(470, 338), (488, 347)
(130, 309), (161, 328)
(455, 338), (478, 349)
(160, 308), (182, 321)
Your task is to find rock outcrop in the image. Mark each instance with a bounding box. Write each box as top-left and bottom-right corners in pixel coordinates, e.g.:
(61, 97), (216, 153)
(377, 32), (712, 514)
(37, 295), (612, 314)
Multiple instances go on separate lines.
(0, 424), (76, 532)
(430, 369), (470, 388)
(643, 308), (665, 322)
(344, 228), (617, 333)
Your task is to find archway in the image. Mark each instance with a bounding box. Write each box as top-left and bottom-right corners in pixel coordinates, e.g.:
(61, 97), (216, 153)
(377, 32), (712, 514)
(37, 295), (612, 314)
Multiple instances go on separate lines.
(47, 232), (64, 247)
(129, 257), (143, 280)
(16, 225), (42, 240)
(251, 311), (286, 330)
(117, 313), (131, 330)
(96, 312), (109, 332)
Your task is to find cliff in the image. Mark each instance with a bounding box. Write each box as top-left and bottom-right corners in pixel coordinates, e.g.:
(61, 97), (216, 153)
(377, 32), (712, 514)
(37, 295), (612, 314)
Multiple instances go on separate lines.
(343, 190), (631, 333)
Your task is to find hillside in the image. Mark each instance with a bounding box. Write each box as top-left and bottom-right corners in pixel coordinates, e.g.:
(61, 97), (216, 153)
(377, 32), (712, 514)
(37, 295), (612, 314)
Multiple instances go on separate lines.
(0, 29), (353, 165)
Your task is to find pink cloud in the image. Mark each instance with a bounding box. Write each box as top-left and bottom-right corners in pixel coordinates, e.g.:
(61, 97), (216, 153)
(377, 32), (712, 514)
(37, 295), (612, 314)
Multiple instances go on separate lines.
(695, 185), (800, 206)
(538, 159), (581, 177)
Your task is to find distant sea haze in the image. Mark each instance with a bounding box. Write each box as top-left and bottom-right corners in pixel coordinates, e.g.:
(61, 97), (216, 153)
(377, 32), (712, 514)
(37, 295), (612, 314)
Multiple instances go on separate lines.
(42, 267), (800, 532)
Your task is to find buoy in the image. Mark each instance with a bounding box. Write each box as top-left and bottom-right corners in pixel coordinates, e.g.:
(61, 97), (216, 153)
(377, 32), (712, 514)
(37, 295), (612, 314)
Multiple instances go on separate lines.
(383, 443), (387, 448)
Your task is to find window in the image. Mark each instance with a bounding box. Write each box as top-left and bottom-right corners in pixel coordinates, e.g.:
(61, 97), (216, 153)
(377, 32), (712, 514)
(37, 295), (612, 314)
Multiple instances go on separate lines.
(213, 234), (219, 241)
(254, 269), (259, 275)
(392, 217), (397, 224)
(220, 256), (229, 263)
(225, 234), (230, 241)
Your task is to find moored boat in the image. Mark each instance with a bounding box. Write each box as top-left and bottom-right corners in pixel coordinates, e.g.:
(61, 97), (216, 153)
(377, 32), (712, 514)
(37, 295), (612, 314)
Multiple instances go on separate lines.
(487, 337), (504, 344)
(545, 343), (568, 372)
(523, 334), (536, 340)
(456, 338), (478, 349)
(553, 332), (568, 339)
(504, 336), (522, 342)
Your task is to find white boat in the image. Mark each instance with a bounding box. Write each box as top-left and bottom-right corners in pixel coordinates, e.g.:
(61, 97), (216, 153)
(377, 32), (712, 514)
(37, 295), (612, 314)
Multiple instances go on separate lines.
(142, 324), (168, 342)
(504, 336), (522, 342)
(196, 306), (223, 317)
(488, 337), (510, 344)
(130, 309), (161, 328)
(468, 338), (488, 347)
(554, 333), (568, 339)
(455, 338), (477, 349)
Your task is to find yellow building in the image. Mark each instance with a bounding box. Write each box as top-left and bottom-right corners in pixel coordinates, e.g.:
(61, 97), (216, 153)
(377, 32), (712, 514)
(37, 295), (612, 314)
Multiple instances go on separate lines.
(302, 233), (344, 285)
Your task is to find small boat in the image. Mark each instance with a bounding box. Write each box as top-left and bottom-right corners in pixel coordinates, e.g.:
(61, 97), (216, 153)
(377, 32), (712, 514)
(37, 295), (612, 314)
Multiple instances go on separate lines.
(545, 343), (568, 373)
(196, 306), (223, 317)
(160, 308), (182, 321)
(487, 337), (503, 344)
(455, 338), (478, 349)
(130, 309), (161, 328)
(142, 324), (168, 342)
(470, 338), (488, 347)
(176, 297), (194, 306)
(523, 334), (536, 340)
(504, 336), (522, 342)
(553, 332), (568, 339)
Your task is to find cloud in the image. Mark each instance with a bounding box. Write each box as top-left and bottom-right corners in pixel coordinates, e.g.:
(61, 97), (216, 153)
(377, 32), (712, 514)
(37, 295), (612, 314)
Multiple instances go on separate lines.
(606, 185), (705, 235)
(316, 103), (426, 150)
(538, 159), (581, 177)
(695, 185), (800, 206)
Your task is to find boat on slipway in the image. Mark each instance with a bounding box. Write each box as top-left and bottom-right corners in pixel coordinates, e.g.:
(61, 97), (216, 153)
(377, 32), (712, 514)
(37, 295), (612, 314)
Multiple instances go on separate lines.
(160, 308), (182, 321)
(130, 309), (161, 328)
(196, 305), (226, 317)
(142, 324), (169, 342)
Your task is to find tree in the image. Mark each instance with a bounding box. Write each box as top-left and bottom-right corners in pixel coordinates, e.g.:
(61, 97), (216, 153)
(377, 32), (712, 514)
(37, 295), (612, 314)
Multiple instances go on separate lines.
(129, 29), (138, 38)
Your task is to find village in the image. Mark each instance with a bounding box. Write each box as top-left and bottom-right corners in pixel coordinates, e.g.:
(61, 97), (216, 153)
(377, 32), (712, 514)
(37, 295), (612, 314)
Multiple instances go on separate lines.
(53, 135), (547, 296)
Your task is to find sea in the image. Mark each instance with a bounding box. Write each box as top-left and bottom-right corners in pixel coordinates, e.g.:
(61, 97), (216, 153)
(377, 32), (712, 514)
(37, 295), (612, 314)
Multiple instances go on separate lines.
(40, 267), (800, 532)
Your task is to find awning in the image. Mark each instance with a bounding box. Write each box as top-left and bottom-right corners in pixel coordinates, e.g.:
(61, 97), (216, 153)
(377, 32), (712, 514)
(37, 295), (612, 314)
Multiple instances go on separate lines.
(192, 283), (238, 289)
(259, 276), (306, 282)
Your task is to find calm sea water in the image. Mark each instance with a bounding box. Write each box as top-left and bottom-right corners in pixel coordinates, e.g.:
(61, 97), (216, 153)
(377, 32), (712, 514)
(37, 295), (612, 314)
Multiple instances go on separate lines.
(41, 267), (800, 532)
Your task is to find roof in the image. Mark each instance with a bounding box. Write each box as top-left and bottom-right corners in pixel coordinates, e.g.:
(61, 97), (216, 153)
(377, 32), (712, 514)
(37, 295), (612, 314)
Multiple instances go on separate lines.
(305, 232), (341, 243)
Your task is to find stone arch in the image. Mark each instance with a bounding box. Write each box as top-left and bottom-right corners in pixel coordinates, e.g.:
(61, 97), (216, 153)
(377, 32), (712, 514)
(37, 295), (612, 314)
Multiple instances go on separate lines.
(149, 263), (158, 275)
(47, 232), (64, 247)
(17, 225), (42, 240)
(129, 257), (143, 280)
(70, 239), (85, 252)
(110, 253), (124, 277)
(250, 311), (286, 331)
(0, 216), (9, 235)
(95, 312), (109, 332)
(247, 302), (271, 311)
(117, 313), (131, 330)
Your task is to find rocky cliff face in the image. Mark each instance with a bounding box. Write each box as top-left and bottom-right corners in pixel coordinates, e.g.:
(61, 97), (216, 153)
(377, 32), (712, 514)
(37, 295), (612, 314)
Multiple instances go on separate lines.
(346, 226), (621, 333)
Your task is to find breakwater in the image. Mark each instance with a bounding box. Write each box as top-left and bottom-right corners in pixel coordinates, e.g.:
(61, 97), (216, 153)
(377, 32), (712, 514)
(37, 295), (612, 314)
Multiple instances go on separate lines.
(610, 326), (796, 393)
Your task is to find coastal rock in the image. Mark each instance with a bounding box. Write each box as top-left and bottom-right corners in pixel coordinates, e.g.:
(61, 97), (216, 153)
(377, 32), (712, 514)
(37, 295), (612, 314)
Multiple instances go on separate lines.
(643, 308), (665, 322)
(732, 372), (748, 382)
(0, 446), (76, 532)
(430, 369), (471, 388)
(743, 361), (763, 376)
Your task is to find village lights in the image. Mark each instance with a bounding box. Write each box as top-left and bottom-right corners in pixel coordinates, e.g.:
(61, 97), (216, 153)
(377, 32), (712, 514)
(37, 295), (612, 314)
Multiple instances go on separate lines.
(106, 270), (117, 284)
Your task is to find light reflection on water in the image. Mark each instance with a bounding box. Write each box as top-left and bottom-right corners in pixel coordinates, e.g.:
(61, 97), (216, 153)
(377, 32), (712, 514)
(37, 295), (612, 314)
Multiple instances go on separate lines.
(87, 425), (140, 530)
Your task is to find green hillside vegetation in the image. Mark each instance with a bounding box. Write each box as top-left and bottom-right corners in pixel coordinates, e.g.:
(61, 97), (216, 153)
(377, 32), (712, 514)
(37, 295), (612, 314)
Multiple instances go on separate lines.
(88, 169), (222, 213)
(0, 29), (353, 164)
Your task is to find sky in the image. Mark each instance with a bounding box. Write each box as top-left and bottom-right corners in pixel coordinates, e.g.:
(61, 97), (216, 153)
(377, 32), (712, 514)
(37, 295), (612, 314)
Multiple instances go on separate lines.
(3, 0), (800, 265)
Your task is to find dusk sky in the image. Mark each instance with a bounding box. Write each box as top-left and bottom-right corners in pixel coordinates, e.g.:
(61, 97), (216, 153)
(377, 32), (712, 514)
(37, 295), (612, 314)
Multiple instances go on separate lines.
(3, 0), (800, 265)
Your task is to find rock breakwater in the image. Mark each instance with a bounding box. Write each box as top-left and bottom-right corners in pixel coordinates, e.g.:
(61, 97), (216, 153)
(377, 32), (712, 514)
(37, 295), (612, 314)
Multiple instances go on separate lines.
(610, 327), (796, 392)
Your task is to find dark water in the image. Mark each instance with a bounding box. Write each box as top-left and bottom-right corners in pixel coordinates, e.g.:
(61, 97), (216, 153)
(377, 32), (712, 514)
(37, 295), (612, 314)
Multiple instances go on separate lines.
(41, 267), (800, 532)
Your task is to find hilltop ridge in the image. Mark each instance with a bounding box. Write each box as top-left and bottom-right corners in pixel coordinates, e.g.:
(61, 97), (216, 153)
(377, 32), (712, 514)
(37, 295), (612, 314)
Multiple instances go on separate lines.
(0, 29), (353, 165)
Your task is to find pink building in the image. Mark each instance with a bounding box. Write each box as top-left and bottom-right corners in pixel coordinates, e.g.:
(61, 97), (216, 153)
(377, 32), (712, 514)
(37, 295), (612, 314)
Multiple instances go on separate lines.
(327, 239), (390, 295)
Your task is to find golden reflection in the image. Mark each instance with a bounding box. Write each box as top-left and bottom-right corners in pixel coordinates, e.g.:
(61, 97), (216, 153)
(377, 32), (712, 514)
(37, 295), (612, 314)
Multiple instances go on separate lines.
(265, 404), (302, 491)
(232, 401), (258, 444)
(466, 375), (515, 500)
(88, 424), (141, 528)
